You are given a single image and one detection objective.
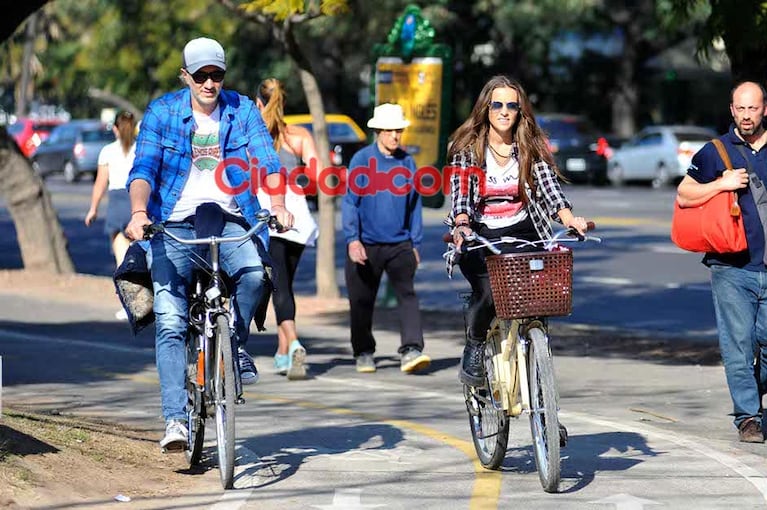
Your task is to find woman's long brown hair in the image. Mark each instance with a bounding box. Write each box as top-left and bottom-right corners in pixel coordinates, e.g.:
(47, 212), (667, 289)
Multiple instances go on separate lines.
(258, 77), (286, 150)
(448, 75), (561, 200)
(115, 111), (136, 155)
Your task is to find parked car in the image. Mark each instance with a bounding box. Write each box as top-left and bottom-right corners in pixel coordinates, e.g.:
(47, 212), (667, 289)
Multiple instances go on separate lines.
(538, 113), (611, 185)
(30, 119), (114, 183)
(608, 125), (718, 188)
(7, 117), (66, 158)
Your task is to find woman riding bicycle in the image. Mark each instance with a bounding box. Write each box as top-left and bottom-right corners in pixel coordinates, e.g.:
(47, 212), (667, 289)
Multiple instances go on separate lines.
(445, 75), (589, 387)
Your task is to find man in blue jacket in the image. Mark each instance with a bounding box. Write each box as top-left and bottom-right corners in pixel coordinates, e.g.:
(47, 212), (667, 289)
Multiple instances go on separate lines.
(124, 37), (293, 452)
(342, 103), (430, 374)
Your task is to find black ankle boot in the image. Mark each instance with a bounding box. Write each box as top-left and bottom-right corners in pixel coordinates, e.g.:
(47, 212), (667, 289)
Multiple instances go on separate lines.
(460, 341), (485, 386)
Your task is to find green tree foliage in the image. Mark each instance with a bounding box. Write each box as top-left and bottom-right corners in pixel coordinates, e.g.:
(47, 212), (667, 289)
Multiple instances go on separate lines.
(671, 0), (767, 83)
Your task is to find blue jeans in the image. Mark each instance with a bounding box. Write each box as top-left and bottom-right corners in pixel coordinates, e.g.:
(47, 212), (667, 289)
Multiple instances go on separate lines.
(147, 221), (265, 422)
(710, 265), (767, 428)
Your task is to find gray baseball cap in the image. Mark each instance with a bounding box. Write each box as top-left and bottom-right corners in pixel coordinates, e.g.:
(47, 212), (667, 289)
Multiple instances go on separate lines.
(182, 37), (226, 74)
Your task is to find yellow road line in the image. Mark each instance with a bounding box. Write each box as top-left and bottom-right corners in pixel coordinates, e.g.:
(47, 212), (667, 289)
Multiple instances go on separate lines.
(123, 374), (502, 505)
(246, 392), (501, 509)
(590, 216), (670, 227)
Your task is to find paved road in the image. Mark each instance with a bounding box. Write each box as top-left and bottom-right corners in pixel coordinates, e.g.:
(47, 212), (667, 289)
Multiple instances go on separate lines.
(0, 179), (767, 509)
(0, 179), (716, 339)
(1, 286), (765, 509)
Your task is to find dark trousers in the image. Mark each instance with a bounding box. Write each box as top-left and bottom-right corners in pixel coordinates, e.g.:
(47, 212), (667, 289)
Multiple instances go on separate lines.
(344, 241), (424, 357)
(268, 237), (305, 324)
(458, 217), (539, 344)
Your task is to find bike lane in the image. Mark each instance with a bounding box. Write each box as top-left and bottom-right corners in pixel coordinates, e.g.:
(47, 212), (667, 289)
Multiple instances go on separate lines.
(1, 284), (765, 508)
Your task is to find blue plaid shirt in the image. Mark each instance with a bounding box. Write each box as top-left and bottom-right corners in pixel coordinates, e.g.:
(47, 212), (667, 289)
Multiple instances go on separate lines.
(127, 87), (281, 229)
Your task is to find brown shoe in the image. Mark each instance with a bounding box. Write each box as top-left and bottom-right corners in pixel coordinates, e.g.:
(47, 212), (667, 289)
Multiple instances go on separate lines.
(738, 417), (764, 443)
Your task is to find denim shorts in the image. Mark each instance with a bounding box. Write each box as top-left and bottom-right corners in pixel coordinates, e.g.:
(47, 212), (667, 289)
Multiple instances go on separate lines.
(105, 189), (131, 237)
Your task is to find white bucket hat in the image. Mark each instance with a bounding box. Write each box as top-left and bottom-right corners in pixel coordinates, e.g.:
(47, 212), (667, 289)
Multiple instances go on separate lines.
(367, 103), (410, 130)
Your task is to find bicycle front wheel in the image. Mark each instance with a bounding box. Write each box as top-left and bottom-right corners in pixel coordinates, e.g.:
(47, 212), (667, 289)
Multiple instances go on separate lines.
(214, 314), (236, 489)
(464, 319), (509, 470)
(527, 326), (561, 493)
(185, 333), (206, 466)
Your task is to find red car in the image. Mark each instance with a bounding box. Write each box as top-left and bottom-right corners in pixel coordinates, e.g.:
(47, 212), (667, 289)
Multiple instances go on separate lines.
(7, 117), (66, 158)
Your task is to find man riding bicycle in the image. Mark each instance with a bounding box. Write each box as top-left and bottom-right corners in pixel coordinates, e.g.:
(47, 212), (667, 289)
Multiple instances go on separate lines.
(124, 37), (293, 451)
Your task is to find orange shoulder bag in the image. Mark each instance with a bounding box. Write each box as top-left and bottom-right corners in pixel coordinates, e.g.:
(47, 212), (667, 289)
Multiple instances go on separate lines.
(670, 139), (747, 253)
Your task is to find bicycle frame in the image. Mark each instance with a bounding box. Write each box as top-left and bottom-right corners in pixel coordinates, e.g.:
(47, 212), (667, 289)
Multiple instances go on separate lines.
(479, 318), (546, 416)
(455, 224), (599, 492)
(145, 208), (276, 489)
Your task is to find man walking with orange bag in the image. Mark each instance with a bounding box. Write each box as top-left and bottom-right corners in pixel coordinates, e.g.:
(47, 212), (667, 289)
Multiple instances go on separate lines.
(676, 81), (767, 442)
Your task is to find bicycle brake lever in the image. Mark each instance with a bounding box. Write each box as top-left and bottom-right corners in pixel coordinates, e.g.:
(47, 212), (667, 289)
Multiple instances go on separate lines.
(143, 223), (164, 240)
(268, 215), (284, 232)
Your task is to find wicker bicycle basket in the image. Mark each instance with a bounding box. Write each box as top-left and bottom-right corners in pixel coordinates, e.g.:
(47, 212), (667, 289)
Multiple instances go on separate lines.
(486, 248), (573, 319)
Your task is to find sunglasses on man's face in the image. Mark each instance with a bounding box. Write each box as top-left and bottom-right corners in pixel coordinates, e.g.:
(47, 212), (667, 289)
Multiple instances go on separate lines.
(190, 70), (226, 84)
(489, 101), (520, 111)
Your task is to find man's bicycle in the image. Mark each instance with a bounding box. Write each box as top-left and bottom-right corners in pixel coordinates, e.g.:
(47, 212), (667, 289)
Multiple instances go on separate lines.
(445, 224), (599, 493)
(144, 209), (279, 490)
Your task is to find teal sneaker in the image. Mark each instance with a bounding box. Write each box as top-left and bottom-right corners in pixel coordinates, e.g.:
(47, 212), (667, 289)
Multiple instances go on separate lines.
(273, 353), (289, 375)
(287, 339), (307, 380)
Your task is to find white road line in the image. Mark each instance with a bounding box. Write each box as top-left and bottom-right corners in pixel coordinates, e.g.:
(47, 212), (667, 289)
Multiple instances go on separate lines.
(579, 276), (634, 286)
(5, 329), (764, 504)
(0, 329), (154, 354)
(578, 276), (710, 292)
(317, 375), (767, 503)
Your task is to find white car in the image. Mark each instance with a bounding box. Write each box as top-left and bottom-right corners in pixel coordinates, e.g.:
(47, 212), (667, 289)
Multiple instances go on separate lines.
(608, 125), (717, 188)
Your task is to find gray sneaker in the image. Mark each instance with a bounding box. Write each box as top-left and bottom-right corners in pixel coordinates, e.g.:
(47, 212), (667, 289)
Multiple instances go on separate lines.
(401, 348), (431, 373)
(160, 419), (188, 452)
(355, 353), (376, 373)
(238, 347), (259, 385)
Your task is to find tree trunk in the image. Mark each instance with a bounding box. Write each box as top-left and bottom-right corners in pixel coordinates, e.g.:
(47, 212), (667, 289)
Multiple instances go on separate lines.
(298, 70), (339, 299)
(610, 13), (640, 137)
(284, 21), (340, 299)
(0, 129), (74, 273)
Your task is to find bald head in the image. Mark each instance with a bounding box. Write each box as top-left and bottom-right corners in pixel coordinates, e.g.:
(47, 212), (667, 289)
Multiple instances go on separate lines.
(731, 81), (766, 104)
(730, 81), (766, 140)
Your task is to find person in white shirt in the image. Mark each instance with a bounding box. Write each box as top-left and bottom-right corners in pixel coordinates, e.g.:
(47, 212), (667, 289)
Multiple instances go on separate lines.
(85, 110), (137, 320)
(255, 77), (319, 380)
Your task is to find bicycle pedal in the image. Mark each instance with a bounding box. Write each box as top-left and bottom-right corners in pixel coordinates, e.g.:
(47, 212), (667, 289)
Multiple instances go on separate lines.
(236, 397), (246, 405)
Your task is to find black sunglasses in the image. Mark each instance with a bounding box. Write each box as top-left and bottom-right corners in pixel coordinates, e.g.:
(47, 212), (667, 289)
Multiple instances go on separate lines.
(190, 69), (226, 84)
(489, 101), (520, 111)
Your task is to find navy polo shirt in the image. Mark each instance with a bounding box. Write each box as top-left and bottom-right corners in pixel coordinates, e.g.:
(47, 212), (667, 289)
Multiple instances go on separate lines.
(687, 124), (767, 271)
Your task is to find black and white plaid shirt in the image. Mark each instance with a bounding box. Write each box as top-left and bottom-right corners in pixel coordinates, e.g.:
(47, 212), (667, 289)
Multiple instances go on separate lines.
(443, 143), (572, 276)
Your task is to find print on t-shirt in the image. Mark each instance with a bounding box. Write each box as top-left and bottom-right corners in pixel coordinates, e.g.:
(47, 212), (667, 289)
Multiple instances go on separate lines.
(478, 149), (528, 229)
(192, 132), (221, 172)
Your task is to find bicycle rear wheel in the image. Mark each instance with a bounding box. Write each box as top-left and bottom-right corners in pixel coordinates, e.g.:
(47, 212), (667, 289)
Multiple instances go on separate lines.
(185, 333), (206, 466)
(214, 314), (236, 489)
(464, 319), (509, 470)
(527, 326), (561, 493)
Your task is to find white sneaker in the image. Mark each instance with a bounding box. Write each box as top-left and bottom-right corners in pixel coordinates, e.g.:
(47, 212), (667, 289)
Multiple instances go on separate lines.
(115, 308), (128, 321)
(159, 419), (188, 452)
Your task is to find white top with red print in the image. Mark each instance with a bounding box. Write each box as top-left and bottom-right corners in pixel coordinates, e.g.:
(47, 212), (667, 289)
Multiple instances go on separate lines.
(476, 148), (528, 229)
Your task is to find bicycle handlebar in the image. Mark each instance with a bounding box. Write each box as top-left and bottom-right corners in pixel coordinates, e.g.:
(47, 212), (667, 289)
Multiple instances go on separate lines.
(442, 221), (600, 257)
(143, 209), (282, 245)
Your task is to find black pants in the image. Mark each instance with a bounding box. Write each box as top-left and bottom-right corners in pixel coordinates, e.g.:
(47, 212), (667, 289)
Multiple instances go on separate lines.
(268, 237), (305, 324)
(458, 216), (539, 344)
(344, 241), (424, 357)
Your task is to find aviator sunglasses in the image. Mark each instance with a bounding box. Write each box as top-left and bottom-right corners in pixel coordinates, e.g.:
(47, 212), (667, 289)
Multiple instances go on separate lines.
(189, 69), (226, 84)
(489, 101), (520, 111)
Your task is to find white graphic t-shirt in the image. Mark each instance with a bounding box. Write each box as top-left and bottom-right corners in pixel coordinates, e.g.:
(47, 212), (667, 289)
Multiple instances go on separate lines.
(169, 105), (240, 221)
(476, 148), (528, 229)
